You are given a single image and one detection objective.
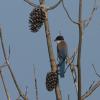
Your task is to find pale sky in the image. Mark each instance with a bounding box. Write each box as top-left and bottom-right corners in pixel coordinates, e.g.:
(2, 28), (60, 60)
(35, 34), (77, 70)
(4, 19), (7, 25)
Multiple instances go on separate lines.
(0, 0), (100, 100)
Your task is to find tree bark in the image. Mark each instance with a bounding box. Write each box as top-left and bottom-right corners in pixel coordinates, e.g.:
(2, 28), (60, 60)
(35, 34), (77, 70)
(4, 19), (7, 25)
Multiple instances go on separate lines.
(77, 0), (83, 100)
(39, 0), (62, 100)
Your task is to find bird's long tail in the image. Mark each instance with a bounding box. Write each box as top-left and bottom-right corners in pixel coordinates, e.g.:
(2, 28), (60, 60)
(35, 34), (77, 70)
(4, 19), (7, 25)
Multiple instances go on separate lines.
(59, 60), (65, 78)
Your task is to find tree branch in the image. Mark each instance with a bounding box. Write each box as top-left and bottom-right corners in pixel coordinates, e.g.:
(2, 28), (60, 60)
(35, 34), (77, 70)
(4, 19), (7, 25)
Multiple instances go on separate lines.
(68, 94), (70, 100)
(77, 0), (83, 100)
(0, 27), (27, 100)
(64, 51), (76, 73)
(16, 96), (21, 100)
(33, 66), (39, 100)
(24, 86), (28, 98)
(39, 0), (62, 100)
(0, 63), (7, 69)
(92, 64), (100, 78)
(70, 48), (78, 94)
(62, 0), (79, 25)
(65, 47), (78, 94)
(66, 47), (78, 66)
(0, 70), (10, 100)
(89, 81), (95, 90)
(24, 0), (38, 7)
(84, 0), (97, 29)
(47, 0), (62, 11)
(81, 80), (100, 100)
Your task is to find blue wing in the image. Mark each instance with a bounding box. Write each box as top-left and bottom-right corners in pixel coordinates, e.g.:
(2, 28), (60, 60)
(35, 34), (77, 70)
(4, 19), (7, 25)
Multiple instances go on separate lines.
(57, 46), (67, 61)
(57, 42), (67, 78)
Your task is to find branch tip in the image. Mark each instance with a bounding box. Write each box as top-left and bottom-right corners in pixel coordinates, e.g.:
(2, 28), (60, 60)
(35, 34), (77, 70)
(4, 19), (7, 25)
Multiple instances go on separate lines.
(61, 0), (79, 25)
(24, 0), (38, 7)
(47, 0), (62, 11)
(82, 80), (100, 100)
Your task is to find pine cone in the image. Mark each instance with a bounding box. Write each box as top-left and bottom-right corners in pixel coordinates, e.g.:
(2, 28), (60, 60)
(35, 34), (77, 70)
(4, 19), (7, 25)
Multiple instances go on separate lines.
(29, 7), (46, 32)
(46, 72), (58, 91)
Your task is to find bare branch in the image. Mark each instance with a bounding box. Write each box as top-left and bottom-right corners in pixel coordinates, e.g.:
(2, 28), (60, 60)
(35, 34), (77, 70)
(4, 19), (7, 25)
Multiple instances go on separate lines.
(47, 0), (62, 11)
(0, 70), (10, 100)
(8, 45), (11, 60)
(84, 0), (98, 29)
(92, 64), (100, 78)
(33, 66), (39, 100)
(81, 80), (100, 100)
(25, 86), (28, 97)
(67, 48), (78, 95)
(24, 0), (38, 7)
(65, 47), (78, 94)
(61, 0), (79, 25)
(16, 96), (22, 100)
(0, 63), (7, 69)
(0, 27), (26, 99)
(68, 94), (70, 100)
(65, 47), (78, 73)
(64, 52), (76, 73)
(40, 0), (62, 99)
(89, 81), (95, 90)
(0, 27), (8, 61)
(77, 0), (83, 99)
(69, 62), (78, 94)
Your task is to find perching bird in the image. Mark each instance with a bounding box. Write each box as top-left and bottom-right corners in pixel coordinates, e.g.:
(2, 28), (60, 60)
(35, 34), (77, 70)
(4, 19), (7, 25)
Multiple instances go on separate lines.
(54, 35), (68, 78)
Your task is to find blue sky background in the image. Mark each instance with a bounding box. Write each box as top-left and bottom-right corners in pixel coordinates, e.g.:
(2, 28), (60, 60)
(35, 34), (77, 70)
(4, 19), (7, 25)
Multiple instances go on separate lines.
(0, 0), (100, 100)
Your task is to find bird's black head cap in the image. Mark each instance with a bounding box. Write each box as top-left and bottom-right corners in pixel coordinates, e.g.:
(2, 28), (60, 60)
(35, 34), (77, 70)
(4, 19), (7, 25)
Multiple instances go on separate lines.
(54, 35), (64, 41)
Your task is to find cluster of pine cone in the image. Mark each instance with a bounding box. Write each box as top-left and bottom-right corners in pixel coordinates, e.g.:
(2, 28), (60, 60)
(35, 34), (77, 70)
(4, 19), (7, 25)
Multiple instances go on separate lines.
(29, 7), (46, 32)
(46, 72), (58, 91)
(29, 6), (58, 92)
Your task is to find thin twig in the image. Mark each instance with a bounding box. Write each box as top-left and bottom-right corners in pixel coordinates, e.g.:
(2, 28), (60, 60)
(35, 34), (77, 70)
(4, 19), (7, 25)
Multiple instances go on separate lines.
(81, 80), (100, 100)
(61, 0), (79, 25)
(89, 81), (95, 90)
(65, 47), (78, 94)
(8, 45), (11, 60)
(24, 0), (38, 7)
(47, 0), (62, 11)
(33, 66), (39, 100)
(68, 94), (70, 100)
(16, 96), (22, 100)
(84, 0), (97, 29)
(64, 52), (76, 73)
(25, 86), (28, 97)
(0, 27), (26, 99)
(92, 64), (100, 78)
(65, 47), (78, 73)
(0, 70), (10, 100)
(0, 63), (7, 69)
(70, 64), (78, 94)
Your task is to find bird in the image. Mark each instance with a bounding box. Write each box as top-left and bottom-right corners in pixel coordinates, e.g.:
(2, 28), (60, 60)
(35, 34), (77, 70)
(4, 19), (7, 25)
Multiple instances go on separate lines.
(54, 35), (68, 78)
